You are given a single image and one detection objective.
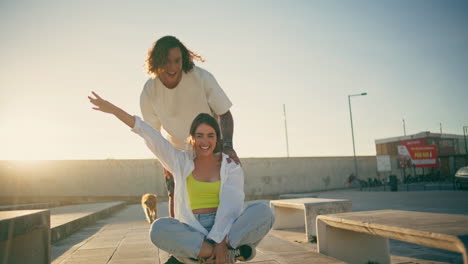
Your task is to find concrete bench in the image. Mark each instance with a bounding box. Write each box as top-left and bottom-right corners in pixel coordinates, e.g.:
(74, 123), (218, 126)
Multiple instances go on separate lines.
(0, 209), (50, 264)
(317, 210), (468, 264)
(270, 198), (352, 241)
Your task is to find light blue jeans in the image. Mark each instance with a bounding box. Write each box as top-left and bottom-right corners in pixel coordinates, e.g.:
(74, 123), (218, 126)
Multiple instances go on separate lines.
(150, 202), (274, 258)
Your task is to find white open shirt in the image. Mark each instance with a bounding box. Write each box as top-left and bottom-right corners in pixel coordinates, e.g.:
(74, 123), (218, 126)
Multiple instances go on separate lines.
(132, 116), (245, 243)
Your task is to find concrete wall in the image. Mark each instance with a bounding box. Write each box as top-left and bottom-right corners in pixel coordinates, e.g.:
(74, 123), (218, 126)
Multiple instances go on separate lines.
(241, 157), (377, 196)
(0, 156), (378, 200)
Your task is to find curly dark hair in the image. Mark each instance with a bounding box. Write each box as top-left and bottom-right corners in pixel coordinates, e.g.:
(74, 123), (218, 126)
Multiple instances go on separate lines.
(145, 36), (204, 76)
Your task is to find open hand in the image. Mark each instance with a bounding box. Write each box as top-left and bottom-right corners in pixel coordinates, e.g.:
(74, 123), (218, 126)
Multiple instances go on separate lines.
(88, 92), (117, 114)
(223, 147), (241, 165)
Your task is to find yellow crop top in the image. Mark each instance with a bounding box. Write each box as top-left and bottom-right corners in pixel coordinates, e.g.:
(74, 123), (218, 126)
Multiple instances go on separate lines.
(186, 173), (221, 210)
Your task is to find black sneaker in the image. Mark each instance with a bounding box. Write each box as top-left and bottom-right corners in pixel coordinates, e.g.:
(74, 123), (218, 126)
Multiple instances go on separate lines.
(173, 256), (200, 264)
(164, 256), (184, 264)
(227, 244), (256, 262)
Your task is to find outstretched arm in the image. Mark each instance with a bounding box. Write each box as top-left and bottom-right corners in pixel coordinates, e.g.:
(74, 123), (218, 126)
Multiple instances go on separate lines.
(88, 91), (135, 128)
(88, 91), (186, 174)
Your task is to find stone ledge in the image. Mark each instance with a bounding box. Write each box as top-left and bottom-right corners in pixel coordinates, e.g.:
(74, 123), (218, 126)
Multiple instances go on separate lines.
(0, 202), (60, 211)
(51, 201), (126, 242)
(0, 209), (50, 264)
(270, 198), (352, 241)
(317, 210), (468, 264)
(0, 210), (50, 240)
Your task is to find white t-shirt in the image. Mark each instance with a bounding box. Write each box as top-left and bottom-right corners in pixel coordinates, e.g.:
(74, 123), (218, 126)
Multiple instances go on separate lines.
(140, 66), (232, 151)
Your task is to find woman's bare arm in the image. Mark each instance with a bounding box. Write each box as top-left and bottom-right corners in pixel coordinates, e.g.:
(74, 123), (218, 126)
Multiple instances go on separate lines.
(88, 91), (135, 128)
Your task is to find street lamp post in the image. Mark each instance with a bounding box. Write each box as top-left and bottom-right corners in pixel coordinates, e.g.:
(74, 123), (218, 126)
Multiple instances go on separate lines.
(463, 126), (468, 157)
(283, 104), (290, 158)
(348, 92), (367, 178)
(402, 118), (406, 136)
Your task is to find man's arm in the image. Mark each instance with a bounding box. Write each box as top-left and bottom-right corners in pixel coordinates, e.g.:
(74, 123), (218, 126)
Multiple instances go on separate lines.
(219, 110), (240, 164)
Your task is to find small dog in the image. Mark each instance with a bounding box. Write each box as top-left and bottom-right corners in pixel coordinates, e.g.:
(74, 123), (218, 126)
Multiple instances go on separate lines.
(141, 193), (158, 224)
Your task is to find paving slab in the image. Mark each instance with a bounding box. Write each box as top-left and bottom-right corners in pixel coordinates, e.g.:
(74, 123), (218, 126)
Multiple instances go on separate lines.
(52, 203), (157, 264)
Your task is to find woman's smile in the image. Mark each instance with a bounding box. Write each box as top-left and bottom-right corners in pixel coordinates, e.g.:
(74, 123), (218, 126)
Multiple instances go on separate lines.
(193, 123), (217, 156)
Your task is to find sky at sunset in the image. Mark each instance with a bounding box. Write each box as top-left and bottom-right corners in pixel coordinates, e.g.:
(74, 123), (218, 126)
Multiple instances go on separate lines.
(1, 0), (467, 160)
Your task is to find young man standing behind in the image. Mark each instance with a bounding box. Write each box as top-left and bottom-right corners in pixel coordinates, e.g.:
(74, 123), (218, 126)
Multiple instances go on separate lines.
(140, 35), (239, 218)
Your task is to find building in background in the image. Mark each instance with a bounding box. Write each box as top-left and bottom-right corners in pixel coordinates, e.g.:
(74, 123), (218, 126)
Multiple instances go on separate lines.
(375, 132), (467, 181)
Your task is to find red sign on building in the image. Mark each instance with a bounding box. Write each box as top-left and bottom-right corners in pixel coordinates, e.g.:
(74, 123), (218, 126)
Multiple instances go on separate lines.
(407, 145), (438, 167)
(398, 140), (438, 168)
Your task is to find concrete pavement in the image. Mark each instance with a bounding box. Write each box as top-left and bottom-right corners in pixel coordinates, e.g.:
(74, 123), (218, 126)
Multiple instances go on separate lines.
(51, 189), (468, 264)
(51, 202), (345, 264)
